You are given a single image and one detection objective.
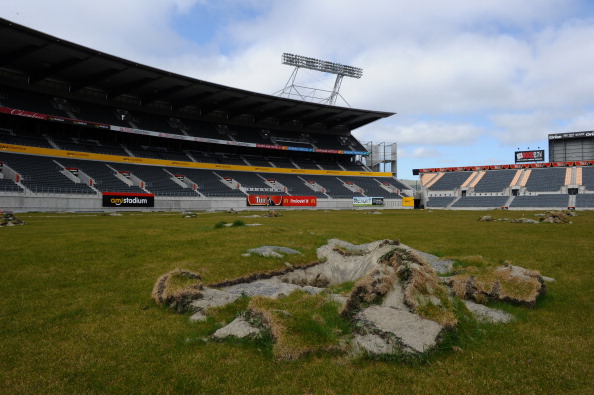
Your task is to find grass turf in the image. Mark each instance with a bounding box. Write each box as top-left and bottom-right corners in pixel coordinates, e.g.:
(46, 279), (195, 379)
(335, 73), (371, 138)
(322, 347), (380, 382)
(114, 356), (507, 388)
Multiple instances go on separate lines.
(0, 210), (592, 393)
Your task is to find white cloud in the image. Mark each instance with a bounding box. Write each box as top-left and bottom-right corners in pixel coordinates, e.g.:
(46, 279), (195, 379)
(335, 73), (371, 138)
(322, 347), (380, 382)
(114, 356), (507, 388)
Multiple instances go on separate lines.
(490, 111), (556, 144)
(406, 147), (441, 159)
(3, 0), (204, 59)
(563, 112), (594, 133)
(354, 121), (483, 146)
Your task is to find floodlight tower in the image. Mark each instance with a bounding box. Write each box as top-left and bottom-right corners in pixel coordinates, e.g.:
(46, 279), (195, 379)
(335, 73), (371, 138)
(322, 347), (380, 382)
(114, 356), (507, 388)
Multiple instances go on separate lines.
(275, 53), (363, 106)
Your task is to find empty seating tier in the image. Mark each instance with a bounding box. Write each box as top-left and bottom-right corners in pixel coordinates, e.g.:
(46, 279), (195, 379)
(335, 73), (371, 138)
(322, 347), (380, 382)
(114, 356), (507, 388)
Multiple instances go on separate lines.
(301, 175), (364, 198)
(452, 196), (509, 208)
(108, 163), (198, 197)
(575, 194), (594, 207)
(473, 170), (517, 193)
(428, 172), (471, 190)
(509, 194), (569, 208)
(426, 196), (455, 208)
(263, 174), (327, 198)
(580, 167), (594, 190)
(0, 152), (94, 194)
(165, 168), (245, 197)
(0, 178), (23, 192)
(524, 168), (566, 192)
(56, 158), (145, 194)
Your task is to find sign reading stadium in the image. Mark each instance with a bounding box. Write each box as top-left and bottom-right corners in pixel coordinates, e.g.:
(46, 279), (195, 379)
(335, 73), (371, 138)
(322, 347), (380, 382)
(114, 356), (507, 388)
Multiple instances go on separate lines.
(247, 195), (317, 207)
(515, 150), (544, 163)
(353, 197), (384, 206)
(102, 192), (154, 208)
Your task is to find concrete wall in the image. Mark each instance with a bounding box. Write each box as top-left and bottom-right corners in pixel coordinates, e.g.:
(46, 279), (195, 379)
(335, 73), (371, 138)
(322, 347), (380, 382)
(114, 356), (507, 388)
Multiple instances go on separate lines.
(0, 193), (408, 212)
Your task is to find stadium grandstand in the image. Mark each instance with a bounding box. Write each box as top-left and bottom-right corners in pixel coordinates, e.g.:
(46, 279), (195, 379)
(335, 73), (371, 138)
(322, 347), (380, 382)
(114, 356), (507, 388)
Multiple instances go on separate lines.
(0, 18), (415, 212)
(3, 18), (593, 212)
(417, 160), (594, 210)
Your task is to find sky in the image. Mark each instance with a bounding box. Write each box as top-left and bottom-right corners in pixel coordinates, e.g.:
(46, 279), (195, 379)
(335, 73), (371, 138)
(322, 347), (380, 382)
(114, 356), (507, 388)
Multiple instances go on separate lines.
(3, 0), (594, 178)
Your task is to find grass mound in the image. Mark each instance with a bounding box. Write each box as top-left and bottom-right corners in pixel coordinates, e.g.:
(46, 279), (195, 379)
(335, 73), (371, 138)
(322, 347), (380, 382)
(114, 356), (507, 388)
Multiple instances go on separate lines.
(449, 260), (546, 307)
(381, 247), (457, 327)
(248, 291), (350, 360)
(0, 211), (25, 226)
(151, 268), (203, 313)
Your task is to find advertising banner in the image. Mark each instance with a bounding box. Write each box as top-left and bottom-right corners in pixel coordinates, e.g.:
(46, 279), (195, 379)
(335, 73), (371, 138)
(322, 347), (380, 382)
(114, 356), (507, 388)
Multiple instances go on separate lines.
(515, 150), (545, 163)
(281, 196), (317, 206)
(548, 131), (594, 140)
(1, 106), (364, 156)
(353, 197), (384, 206)
(102, 192), (154, 208)
(402, 197), (414, 207)
(247, 195), (317, 206)
(0, 107), (47, 120)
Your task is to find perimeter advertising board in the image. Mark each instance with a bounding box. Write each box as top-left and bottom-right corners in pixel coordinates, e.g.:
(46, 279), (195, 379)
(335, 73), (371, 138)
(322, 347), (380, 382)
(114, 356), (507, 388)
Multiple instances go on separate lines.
(247, 195), (317, 207)
(353, 197), (384, 206)
(402, 197), (414, 207)
(102, 192), (154, 208)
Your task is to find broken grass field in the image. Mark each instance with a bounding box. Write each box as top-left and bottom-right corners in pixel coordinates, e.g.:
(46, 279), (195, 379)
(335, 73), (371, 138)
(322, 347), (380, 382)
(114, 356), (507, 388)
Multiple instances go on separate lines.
(0, 210), (592, 393)
(156, 241), (543, 361)
(248, 291), (351, 360)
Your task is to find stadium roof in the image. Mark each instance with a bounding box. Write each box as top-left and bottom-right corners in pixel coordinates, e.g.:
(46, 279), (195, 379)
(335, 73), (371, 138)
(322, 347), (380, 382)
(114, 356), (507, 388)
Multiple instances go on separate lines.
(0, 18), (394, 132)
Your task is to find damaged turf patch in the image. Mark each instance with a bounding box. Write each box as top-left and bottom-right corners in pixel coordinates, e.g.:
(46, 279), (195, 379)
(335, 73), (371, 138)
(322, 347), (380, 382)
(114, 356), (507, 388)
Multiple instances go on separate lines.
(448, 262), (546, 307)
(151, 269), (203, 313)
(152, 239), (550, 360)
(247, 291), (350, 360)
(379, 247), (457, 327)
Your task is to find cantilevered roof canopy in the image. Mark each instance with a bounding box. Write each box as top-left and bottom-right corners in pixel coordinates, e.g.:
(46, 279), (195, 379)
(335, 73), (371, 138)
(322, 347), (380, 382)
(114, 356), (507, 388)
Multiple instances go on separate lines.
(0, 18), (394, 132)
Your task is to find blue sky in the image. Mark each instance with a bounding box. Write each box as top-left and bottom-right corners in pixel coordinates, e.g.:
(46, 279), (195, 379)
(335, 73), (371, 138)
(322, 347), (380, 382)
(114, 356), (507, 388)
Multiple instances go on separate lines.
(3, 0), (594, 178)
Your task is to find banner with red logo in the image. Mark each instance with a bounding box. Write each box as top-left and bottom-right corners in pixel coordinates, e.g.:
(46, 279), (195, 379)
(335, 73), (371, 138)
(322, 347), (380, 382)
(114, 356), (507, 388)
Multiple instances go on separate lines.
(515, 149), (545, 163)
(247, 195), (317, 206)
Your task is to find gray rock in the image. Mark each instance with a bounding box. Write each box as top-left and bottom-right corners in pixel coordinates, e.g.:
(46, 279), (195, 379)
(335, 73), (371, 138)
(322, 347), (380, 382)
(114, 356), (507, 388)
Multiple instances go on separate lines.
(246, 246), (302, 257)
(352, 333), (397, 355)
(401, 246), (454, 274)
(189, 311), (208, 322)
(464, 300), (514, 323)
(190, 288), (240, 312)
(380, 281), (407, 310)
(542, 276), (555, 282)
(288, 239), (397, 286)
(224, 278), (307, 298)
(355, 306), (443, 354)
(511, 218), (540, 224)
(212, 317), (261, 339)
